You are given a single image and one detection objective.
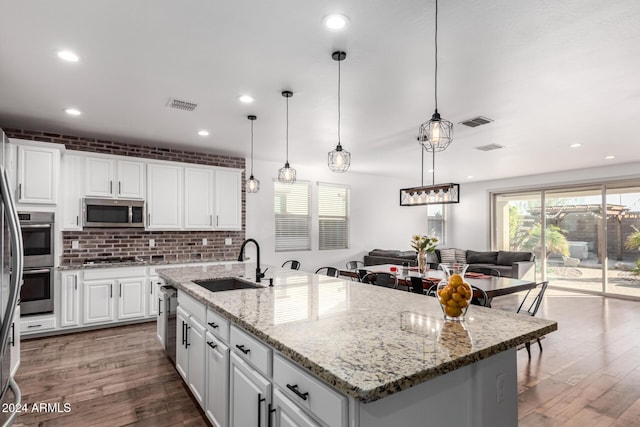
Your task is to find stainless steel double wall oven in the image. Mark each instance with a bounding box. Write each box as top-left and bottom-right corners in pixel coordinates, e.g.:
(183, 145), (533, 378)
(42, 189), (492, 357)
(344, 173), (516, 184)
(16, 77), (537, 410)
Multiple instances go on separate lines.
(18, 211), (54, 315)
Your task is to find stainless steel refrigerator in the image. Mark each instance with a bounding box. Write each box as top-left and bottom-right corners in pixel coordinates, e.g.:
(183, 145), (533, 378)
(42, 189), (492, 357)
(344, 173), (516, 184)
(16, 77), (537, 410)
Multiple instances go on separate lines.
(0, 128), (23, 426)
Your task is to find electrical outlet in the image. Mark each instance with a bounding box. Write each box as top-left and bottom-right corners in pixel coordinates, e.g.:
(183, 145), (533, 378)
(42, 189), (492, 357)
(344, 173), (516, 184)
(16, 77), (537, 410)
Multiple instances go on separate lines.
(225, 238), (232, 245)
(71, 241), (79, 250)
(496, 373), (505, 403)
(149, 239), (155, 248)
(202, 238), (207, 246)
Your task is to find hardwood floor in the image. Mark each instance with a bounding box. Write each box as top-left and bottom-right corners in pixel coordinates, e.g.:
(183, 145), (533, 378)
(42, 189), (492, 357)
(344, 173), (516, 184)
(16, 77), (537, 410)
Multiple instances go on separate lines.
(13, 323), (207, 427)
(12, 288), (640, 426)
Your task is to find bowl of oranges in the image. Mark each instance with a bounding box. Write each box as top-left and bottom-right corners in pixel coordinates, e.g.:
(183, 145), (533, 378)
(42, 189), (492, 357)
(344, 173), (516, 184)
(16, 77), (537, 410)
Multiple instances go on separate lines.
(437, 263), (472, 321)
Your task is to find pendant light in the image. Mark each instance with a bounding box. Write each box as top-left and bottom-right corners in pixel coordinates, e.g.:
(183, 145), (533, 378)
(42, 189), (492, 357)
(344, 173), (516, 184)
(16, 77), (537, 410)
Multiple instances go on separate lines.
(328, 50), (351, 173)
(417, 0), (453, 152)
(277, 90), (296, 184)
(246, 115), (260, 193)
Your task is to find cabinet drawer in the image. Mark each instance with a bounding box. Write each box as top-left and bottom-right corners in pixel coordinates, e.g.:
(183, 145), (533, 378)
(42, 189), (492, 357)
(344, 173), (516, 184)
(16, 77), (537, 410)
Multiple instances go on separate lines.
(273, 354), (347, 427)
(21, 316), (56, 333)
(206, 308), (229, 343)
(84, 266), (147, 281)
(178, 291), (206, 322)
(230, 326), (271, 377)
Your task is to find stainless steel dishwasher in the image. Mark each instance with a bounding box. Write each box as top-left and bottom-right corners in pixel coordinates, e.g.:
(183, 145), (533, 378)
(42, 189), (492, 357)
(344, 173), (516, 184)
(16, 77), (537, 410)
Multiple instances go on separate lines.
(159, 286), (177, 364)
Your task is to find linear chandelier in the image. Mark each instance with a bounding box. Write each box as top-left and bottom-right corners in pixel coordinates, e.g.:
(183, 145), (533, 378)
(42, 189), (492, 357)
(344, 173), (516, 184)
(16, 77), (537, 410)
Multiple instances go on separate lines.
(400, 149), (459, 206)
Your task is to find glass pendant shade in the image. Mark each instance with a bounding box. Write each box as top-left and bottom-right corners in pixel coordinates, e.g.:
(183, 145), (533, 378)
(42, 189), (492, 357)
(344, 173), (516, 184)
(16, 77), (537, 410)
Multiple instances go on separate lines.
(328, 143), (351, 173)
(418, 110), (453, 152)
(278, 162), (296, 184)
(247, 174), (260, 193)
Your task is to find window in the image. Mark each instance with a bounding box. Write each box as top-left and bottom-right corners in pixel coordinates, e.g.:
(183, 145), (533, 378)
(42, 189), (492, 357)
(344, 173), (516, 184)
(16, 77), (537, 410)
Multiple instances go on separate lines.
(427, 204), (445, 245)
(318, 183), (350, 250)
(274, 181), (311, 252)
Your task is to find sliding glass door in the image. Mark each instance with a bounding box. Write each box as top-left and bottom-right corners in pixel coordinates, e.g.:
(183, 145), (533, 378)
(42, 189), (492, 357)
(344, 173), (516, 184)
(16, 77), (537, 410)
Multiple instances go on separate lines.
(492, 180), (640, 299)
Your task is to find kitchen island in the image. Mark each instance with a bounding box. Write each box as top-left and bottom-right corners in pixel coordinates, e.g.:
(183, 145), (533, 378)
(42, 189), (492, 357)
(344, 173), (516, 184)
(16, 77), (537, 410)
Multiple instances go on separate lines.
(158, 262), (557, 427)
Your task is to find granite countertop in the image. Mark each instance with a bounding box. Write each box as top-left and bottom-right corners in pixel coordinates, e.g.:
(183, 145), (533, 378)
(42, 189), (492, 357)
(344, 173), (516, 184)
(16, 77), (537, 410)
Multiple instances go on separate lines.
(158, 262), (557, 403)
(58, 257), (234, 270)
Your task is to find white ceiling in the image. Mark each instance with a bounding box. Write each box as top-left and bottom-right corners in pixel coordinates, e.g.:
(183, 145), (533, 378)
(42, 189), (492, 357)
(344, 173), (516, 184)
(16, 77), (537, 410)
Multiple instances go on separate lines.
(1, 0), (639, 183)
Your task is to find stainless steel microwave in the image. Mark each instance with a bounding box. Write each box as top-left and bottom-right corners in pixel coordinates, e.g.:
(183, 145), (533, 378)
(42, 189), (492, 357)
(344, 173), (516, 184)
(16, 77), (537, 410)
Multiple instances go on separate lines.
(82, 198), (145, 228)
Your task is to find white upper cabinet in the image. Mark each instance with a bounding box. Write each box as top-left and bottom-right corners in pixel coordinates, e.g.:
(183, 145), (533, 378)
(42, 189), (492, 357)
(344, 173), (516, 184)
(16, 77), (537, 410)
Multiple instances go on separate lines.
(16, 144), (61, 205)
(85, 157), (145, 199)
(147, 163), (183, 229)
(214, 169), (242, 230)
(184, 167), (214, 229)
(61, 154), (84, 230)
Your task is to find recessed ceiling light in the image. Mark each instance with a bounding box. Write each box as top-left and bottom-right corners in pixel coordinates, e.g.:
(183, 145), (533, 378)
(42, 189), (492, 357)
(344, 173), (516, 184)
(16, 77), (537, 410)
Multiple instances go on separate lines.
(569, 143), (582, 148)
(238, 95), (254, 104)
(64, 108), (81, 116)
(198, 130), (209, 137)
(323, 14), (350, 31)
(605, 155), (615, 160)
(57, 50), (79, 62)
(467, 175), (474, 179)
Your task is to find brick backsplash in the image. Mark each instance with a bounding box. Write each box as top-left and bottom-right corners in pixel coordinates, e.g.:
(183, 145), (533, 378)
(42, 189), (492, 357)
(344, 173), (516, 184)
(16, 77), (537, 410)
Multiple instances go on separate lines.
(61, 230), (245, 265)
(2, 126), (247, 265)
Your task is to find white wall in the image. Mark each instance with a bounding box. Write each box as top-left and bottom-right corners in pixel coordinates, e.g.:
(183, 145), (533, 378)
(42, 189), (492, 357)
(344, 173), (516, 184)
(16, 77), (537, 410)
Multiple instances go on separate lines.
(245, 159), (429, 273)
(448, 161), (640, 251)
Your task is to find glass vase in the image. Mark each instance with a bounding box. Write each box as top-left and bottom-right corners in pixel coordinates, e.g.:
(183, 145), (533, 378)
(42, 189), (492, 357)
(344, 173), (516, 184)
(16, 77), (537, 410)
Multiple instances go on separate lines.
(418, 251), (427, 274)
(437, 263), (472, 321)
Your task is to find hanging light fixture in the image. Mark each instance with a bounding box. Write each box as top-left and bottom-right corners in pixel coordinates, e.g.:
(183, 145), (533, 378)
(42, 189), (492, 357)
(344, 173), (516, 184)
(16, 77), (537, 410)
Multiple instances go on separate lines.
(246, 115), (260, 193)
(278, 90), (296, 184)
(328, 50), (351, 173)
(399, 148), (459, 206)
(417, 0), (453, 152)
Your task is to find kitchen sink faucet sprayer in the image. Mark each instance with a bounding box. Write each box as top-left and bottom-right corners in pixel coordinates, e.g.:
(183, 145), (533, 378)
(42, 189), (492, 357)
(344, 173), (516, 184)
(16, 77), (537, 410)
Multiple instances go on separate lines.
(237, 238), (266, 283)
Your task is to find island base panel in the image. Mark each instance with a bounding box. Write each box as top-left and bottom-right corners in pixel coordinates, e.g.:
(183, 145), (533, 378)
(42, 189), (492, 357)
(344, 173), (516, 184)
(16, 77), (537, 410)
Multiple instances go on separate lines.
(353, 348), (518, 427)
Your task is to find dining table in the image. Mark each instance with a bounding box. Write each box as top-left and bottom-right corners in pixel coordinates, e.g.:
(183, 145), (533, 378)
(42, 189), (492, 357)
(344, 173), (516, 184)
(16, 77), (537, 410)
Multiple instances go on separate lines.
(339, 263), (538, 303)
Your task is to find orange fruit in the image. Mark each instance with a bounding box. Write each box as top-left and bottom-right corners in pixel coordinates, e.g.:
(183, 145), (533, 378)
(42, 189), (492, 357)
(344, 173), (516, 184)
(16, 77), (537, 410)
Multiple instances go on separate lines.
(457, 285), (467, 295)
(449, 274), (464, 286)
(462, 282), (472, 293)
(447, 299), (459, 308)
(458, 299), (469, 308)
(452, 292), (462, 301)
(445, 305), (462, 317)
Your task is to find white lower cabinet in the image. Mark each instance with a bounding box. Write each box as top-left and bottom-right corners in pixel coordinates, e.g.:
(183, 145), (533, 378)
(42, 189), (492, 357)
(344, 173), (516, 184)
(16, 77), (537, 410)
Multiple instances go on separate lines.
(205, 332), (229, 427)
(84, 280), (115, 324)
(60, 271), (80, 327)
(188, 316), (207, 406)
(156, 290), (166, 349)
(230, 352), (272, 427)
(176, 306), (189, 380)
(273, 388), (321, 427)
(148, 276), (165, 316)
(117, 277), (146, 320)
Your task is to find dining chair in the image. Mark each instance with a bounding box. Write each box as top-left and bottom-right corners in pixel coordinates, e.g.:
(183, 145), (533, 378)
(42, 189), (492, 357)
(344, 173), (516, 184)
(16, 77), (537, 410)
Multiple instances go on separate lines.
(467, 266), (501, 277)
(282, 260), (301, 270)
(315, 267), (339, 278)
(516, 281), (549, 357)
(357, 269), (369, 282)
(469, 285), (490, 307)
(345, 260), (364, 271)
(407, 276), (436, 295)
(361, 272), (397, 288)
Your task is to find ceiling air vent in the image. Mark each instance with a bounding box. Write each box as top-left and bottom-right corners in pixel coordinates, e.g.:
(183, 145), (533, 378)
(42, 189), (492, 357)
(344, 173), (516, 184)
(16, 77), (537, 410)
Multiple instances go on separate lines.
(167, 98), (198, 111)
(460, 116), (493, 128)
(474, 143), (504, 152)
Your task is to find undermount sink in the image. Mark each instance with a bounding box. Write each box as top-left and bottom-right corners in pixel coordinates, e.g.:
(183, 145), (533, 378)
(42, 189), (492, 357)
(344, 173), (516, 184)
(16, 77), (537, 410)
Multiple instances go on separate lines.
(193, 278), (262, 292)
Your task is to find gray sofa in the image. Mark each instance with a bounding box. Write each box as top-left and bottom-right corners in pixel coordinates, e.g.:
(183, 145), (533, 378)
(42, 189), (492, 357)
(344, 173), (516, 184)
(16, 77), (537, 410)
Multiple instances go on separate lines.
(364, 248), (535, 279)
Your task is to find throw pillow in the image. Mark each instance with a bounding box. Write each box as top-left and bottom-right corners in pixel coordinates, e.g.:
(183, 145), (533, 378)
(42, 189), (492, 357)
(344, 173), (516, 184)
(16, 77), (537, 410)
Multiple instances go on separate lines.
(496, 251), (533, 266)
(440, 248), (456, 264)
(454, 249), (467, 264)
(466, 250), (499, 264)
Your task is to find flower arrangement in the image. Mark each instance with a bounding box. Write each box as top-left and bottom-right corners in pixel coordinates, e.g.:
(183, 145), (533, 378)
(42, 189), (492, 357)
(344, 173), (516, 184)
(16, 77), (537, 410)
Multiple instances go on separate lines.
(410, 234), (439, 253)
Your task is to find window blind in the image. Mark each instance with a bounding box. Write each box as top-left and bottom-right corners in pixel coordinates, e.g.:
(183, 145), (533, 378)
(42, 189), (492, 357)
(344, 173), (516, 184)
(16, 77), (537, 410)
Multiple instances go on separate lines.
(318, 183), (349, 250)
(274, 181), (311, 252)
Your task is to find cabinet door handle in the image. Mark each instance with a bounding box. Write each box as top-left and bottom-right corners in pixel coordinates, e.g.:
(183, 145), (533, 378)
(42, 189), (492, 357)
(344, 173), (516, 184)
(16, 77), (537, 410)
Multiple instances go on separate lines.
(207, 341), (217, 349)
(210, 215), (213, 226)
(268, 403), (276, 427)
(27, 324), (42, 329)
(286, 384), (309, 401)
(158, 298), (162, 316)
(235, 344), (250, 354)
(110, 180), (113, 194)
(216, 215), (219, 227)
(257, 393), (266, 427)
(148, 212), (151, 224)
(110, 284), (112, 298)
(76, 215), (79, 226)
(10, 323), (15, 347)
(185, 325), (191, 347)
(181, 321), (186, 346)
(208, 321), (218, 329)
(118, 181), (122, 195)
(119, 283), (122, 298)
(18, 183), (22, 199)
(74, 275), (77, 290)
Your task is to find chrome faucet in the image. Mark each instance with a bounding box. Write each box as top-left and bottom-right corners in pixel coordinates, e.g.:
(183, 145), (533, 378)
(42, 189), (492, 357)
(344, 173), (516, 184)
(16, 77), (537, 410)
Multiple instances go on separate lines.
(237, 238), (266, 283)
